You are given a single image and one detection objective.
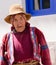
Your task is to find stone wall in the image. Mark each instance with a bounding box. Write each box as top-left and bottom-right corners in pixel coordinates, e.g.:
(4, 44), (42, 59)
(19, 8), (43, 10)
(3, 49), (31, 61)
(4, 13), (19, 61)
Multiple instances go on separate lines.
(48, 42), (56, 65)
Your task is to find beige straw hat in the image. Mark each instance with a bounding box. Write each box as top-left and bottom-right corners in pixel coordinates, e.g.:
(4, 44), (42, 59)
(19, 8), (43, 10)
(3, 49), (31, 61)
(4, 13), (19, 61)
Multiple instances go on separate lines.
(4, 4), (31, 24)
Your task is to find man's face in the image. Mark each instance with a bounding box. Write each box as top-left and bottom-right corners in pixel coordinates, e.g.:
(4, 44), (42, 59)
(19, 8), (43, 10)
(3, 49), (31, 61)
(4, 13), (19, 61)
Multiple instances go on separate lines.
(11, 13), (26, 32)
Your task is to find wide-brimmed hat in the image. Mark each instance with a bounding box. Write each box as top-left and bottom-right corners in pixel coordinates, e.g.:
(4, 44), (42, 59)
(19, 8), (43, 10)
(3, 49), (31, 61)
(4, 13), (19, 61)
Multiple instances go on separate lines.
(4, 4), (31, 24)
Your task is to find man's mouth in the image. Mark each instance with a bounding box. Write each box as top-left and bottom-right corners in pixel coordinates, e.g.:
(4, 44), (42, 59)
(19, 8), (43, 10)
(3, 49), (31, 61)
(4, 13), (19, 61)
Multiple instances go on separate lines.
(17, 26), (22, 28)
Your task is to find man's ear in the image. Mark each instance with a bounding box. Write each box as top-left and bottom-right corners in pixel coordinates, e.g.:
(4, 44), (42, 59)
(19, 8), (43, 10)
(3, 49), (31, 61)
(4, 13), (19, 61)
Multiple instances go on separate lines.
(10, 18), (14, 25)
(10, 15), (14, 25)
(11, 21), (14, 26)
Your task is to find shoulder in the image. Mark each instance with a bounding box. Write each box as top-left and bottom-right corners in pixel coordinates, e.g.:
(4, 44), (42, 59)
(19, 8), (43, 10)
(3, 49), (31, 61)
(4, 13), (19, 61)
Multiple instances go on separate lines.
(2, 32), (11, 44)
(2, 33), (8, 41)
(30, 27), (45, 40)
(30, 27), (43, 36)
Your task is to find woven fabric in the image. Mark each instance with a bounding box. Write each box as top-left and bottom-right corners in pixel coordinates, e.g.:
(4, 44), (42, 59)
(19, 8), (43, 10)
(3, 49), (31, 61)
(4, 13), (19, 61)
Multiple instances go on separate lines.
(13, 60), (39, 65)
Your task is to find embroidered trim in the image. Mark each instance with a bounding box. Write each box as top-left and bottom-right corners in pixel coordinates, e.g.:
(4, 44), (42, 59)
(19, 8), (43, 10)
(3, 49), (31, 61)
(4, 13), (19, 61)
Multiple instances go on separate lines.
(30, 27), (40, 61)
(41, 44), (48, 50)
(0, 56), (4, 60)
(7, 33), (14, 65)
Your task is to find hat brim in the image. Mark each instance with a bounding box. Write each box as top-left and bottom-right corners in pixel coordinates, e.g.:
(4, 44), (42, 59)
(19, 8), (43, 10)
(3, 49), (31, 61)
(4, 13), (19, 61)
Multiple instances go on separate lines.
(4, 13), (31, 24)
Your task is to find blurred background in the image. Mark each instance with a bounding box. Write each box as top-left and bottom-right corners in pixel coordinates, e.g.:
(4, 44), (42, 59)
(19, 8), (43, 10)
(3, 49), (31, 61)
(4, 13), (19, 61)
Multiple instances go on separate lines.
(0, 0), (56, 65)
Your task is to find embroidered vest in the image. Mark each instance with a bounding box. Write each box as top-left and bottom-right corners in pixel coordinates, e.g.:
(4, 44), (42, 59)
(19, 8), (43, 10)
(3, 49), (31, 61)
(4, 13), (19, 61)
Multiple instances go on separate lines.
(7, 27), (40, 65)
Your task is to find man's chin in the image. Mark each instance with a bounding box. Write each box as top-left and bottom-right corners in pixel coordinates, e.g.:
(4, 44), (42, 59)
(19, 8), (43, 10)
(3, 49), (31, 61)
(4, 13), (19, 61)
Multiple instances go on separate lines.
(16, 27), (25, 32)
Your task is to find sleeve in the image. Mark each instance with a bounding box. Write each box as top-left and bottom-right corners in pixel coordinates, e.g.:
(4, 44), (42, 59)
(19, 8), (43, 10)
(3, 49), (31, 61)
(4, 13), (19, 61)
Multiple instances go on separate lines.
(0, 34), (8, 65)
(35, 27), (52, 65)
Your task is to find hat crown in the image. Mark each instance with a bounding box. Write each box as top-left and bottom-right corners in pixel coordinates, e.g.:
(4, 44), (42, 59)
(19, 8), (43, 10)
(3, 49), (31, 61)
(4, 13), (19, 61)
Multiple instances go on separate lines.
(4, 4), (31, 24)
(9, 4), (24, 15)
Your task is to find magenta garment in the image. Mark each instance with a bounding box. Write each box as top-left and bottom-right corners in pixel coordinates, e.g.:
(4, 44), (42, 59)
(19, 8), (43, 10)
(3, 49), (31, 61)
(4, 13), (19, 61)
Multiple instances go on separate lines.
(12, 27), (33, 62)
(0, 23), (52, 65)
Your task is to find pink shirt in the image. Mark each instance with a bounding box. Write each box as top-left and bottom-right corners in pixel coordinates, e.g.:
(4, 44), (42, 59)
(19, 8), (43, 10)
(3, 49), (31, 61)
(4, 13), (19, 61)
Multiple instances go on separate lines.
(13, 27), (33, 62)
